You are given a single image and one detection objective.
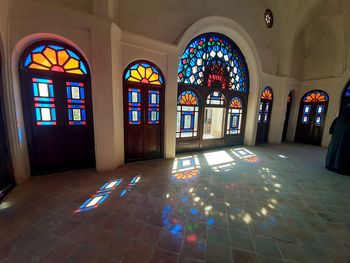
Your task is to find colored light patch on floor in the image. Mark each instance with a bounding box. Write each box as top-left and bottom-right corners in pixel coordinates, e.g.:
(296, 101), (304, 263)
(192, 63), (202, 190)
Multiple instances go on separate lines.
(172, 155), (201, 181)
(75, 192), (110, 213)
(120, 176), (141, 197)
(75, 178), (122, 213)
(204, 150), (233, 166)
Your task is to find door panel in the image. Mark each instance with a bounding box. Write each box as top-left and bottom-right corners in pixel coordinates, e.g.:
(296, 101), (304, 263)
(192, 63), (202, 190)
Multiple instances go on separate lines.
(20, 73), (95, 175)
(124, 84), (163, 162)
(256, 100), (272, 144)
(282, 97), (292, 141)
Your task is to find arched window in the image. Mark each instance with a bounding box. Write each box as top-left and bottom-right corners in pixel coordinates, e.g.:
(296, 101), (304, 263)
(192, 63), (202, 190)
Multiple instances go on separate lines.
(227, 97), (243, 135)
(176, 91), (199, 138)
(340, 83), (350, 114)
(177, 33), (249, 151)
(256, 87), (273, 144)
(19, 41), (94, 175)
(123, 61), (165, 161)
(295, 90), (329, 145)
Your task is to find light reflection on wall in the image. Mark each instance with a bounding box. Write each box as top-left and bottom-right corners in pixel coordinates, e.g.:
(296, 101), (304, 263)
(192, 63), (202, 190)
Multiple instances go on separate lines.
(75, 178), (122, 213)
(231, 148), (260, 163)
(172, 155), (200, 180)
(204, 150), (236, 172)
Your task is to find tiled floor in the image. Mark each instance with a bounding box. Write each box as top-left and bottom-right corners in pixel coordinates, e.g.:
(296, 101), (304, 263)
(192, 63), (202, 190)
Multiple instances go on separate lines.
(0, 143), (350, 263)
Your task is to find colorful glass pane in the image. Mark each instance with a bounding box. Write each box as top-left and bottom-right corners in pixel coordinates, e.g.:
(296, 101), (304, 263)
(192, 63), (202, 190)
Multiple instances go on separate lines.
(148, 90), (160, 124)
(66, 82), (86, 125)
(261, 87), (273, 100)
(178, 91), (198, 105)
(128, 88), (141, 124)
(345, 86), (350, 97)
(177, 91), (199, 138)
(125, 63), (164, 85)
(32, 78), (56, 126)
(24, 44), (87, 75)
(227, 108), (242, 135)
(229, 97), (242, 109)
(303, 91), (328, 103)
(178, 33), (249, 92)
(206, 92), (225, 105)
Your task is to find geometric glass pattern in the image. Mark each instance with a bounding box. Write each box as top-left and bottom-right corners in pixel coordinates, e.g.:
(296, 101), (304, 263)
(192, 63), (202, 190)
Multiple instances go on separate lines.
(264, 9), (273, 28)
(66, 82), (86, 125)
(264, 102), (270, 123)
(206, 92), (225, 105)
(124, 63), (164, 85)
(258, 102), (263, 123)
(120, 176), (141, 197)
(301, 105), (311, 124)
(172, 155), (200, 181)
(75, 178), (122, 213)
(24, 43), (88, 75)
(315, 105), (325, 126)
(303, 91), (328, 103)
(148, 90), (160, 124)
(128, 88), (141, 125)
(178, 33), (249, 92)
(227, 97), (243, 135)
(177, 91), (199, 138)
(261, 87), (273, 100)
(32, 78), (56, 126)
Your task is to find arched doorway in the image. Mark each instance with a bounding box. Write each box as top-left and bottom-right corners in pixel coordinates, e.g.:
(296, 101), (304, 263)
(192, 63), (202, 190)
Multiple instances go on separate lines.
(123, 61), (165, 162)
(282, 92), (292, 142)
(256, 87), (273, 144)
(176, 33), (249, 152)
(295, 90), (329, 146)
(340, 82), (350, 114)
(0, 53), (14, 199)
(19, 41), (95, 175)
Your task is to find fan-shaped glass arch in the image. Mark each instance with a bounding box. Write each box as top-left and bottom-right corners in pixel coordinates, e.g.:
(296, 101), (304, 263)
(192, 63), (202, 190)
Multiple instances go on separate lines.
(303, 91), (328, 103)
(124, 62), (164, 86)
(176, 91), (199, 138)
(227, 97), (243, 135)
(261, 87), (273, 100)
(23, 43), (88, 75)
(178, 33), (249, 92)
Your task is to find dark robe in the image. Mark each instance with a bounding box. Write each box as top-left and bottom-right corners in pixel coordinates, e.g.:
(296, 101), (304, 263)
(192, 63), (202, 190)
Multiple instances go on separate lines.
(326, 116), (350, 175)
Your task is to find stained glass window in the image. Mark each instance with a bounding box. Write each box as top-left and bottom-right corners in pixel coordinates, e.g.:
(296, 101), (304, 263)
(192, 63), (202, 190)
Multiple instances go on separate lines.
(124, 63), (164, 85)
(176, 91), (199, 138)
(24, 44), (88, 75)
(148, 90), (160, 124)
(345, 86), (350, 97)
(227, 97), (243, 135)
(128, 88), (141, 124)
(303, 91), (328, 102)
(264, 9), (273, 28)
(178, 33), (249, 92)
(32, 78), (56, 125)
(66, 82), (86, 125)
(206, 92), (225, 105)
(261, 87), (273, 100)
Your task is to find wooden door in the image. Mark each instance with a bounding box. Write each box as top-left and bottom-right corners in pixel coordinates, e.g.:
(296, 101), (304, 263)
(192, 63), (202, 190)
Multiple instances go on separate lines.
(282, 94), (292, 141)
(124, 84), (164, 162)
(295, 91), (328, 146)
(18, 41), (96, 175)
(256, 100), (273, 144)
(0, 60), (14, 199)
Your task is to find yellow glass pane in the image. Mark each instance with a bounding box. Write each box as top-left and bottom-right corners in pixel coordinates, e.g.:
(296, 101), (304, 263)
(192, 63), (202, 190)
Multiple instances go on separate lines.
(128, 77), (141, 82)
(66, 69), (84, 75)
(29, 63), (50, 71)
(64, 58), (79, 70)
(145, 67), (153, 79)
(130, 69), (141, 80)
(137, 65), (146, 79)
(149, 73), (159, 83)
(57, 50), (69, 66)
(150, 80), (161, 85)
(33, 53), (52, 68)
(43, 47), (57, 65)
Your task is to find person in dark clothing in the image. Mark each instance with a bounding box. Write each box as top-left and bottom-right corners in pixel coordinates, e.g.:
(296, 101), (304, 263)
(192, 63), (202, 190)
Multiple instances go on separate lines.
(326, 105), (350, 175)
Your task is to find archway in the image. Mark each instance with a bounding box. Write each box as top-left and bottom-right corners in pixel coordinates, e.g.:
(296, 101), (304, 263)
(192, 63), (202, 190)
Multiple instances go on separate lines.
(256, 87), (273, 144)
(18, 41), (95, 175)
(176, 32), (249, 152)
(0, 49), (15, 199)
(282, 92), (292, 142)
(295, 90), (329, 146)
(123, 60), (165, 162)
